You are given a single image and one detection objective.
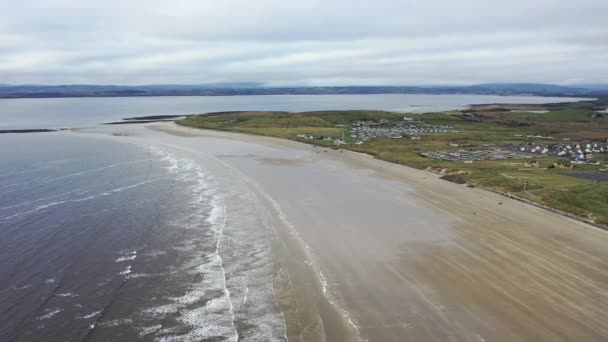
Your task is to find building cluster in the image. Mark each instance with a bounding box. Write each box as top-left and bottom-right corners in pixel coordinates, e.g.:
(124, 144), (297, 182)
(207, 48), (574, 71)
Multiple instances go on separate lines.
(351, 117), (456, 143)
(514, 134), (556, 140)
(511, 142), (608, 162)
(296, 134), (345, 145)
(297, 134), (325, 140)
(419, 149), (532, 162)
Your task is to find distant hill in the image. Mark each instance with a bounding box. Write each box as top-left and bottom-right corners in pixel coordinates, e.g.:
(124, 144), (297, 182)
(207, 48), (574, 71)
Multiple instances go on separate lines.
(469, 83), (593, 94)
(574, 84), (608, 91)
(0, 83), (605, 98)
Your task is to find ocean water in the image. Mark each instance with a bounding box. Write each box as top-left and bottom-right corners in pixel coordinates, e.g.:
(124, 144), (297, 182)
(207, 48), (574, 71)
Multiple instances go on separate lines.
(0, 132), (286, 341)
(0, 94), (591, 129)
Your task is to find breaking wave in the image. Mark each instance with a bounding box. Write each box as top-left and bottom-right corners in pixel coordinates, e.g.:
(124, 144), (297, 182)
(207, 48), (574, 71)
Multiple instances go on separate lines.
(139, 148), (239, 342)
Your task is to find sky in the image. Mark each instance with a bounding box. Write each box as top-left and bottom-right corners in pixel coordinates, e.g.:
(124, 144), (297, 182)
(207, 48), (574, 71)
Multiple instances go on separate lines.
(1, 0), (607, 86)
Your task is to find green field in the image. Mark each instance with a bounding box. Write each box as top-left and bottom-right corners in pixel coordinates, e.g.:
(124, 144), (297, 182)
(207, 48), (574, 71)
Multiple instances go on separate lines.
(505, 108), (593, 122)
(179, 98), (608, 227)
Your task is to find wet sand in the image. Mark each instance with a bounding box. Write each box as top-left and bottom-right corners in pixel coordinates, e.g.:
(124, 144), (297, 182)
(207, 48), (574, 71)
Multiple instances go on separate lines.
(95, 123), (608, 341)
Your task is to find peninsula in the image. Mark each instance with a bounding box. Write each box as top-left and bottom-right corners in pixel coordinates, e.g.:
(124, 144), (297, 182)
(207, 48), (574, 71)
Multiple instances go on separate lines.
(178, 96), (608, 228)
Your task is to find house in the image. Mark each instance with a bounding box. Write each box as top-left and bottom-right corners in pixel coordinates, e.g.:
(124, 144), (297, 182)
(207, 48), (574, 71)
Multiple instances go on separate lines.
(523, 160), (539, 168)
(554, 161), (574, 169)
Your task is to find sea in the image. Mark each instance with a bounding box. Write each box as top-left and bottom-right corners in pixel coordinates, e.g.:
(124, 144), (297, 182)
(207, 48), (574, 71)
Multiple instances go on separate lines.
(0, 94), (590, 129)
(0, 94), (590, 341)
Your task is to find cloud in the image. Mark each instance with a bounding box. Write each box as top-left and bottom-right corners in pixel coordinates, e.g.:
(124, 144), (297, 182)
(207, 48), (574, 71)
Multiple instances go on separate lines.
(0, 0), (607, 85)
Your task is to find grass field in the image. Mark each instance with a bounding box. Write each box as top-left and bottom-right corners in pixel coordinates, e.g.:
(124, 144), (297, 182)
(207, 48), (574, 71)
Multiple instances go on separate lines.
(505, 108), (594, 122)
(179, 98), (608, 227)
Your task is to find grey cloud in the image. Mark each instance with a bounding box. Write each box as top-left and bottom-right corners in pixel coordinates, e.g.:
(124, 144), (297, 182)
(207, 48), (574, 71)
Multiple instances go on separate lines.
(0, 0), (607, 85)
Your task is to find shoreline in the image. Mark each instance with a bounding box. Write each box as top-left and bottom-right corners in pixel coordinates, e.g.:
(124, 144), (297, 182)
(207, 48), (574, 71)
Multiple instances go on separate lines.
(174, 96), (608, 231)
(142, 124), (364, 341)
(168, 121), (607, 233)
(147, 122), (608, 341)
(72, 123), (362, 341)
(72, 122), (608, 341)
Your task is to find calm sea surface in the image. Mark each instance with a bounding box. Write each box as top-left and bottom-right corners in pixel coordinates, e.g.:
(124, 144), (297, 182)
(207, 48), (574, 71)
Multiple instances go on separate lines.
(0, 134), (176, 341)
(0, 94), (590, 129)
(0, 94), (591, 341)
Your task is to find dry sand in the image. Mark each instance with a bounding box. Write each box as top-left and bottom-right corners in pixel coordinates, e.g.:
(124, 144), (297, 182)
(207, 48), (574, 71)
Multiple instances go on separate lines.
(116, 123), (608, 341)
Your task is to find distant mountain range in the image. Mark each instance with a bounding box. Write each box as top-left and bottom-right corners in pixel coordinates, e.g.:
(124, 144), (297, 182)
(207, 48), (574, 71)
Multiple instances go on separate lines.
(0, 83), (606, 98)
(572, 84), (608, 91)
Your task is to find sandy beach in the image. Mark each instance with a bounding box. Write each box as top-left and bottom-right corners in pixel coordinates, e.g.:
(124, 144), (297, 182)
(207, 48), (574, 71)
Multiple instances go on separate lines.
(81, 122), (608, 341)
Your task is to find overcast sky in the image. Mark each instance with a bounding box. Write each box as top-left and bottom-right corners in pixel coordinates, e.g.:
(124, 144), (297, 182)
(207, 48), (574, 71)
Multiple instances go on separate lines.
(1, 0), (607, 86)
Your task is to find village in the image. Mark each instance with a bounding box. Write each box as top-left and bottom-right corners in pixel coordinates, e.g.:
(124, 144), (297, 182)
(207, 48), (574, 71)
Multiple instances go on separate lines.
(296, 116), (457, 145)
(420, 141), (608, 167)
(509, 141), (608, 163)
(419, 149), (534, 163)
(293, 115), (608, 169)
(350, 116), (456, 143)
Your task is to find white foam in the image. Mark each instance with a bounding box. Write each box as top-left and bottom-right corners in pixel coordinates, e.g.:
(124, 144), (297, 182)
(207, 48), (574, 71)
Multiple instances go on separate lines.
(100, 318), (133, 327)
(0, 159), (149, 189)
(0, 187), (94, 211)
(0, 179), (164, 221)
(142, 250), (166, 258)
(318, 271), (329, 294)
(242, 273), (249, 306)
(115, 251), (137, 262)
(213, 194), (238, 341)
(126, 143), (305, 340)
(76, 310), (103, 320)
(145, 143), (309, 340)
(201, 151), (360, 338)
(127, 272), (163, 279)
(119, 265), (132, 276)
(139, 148), (239, 342)
(115, 255), (136, 262)
(56, 292), (79, 297)
(38, 308), (63, 320)
(139, 324), (162, 337)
